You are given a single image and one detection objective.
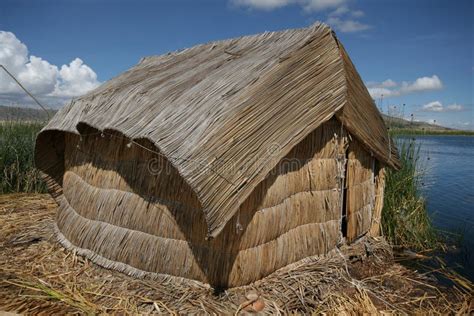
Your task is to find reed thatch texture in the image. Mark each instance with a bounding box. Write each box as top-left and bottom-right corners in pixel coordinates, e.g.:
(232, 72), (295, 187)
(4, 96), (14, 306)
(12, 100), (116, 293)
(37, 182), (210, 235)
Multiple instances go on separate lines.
(369, 167), (386, 237)
(345, 140), (376, 242)
(50, 118), (351, 287)
(36, 22), (399, 240)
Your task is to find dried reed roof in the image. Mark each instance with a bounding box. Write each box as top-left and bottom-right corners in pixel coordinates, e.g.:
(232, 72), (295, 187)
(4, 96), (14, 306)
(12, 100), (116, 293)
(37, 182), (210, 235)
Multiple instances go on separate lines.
(38, 22), (400, 238)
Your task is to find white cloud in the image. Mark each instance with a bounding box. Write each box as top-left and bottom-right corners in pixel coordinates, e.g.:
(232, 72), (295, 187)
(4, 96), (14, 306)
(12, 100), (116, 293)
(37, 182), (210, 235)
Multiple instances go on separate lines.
(422, 101), (465, 112)
(232, 0), (348, 12)
(328, 5), (366, 18)
(366, 87), (393, 98)
(0, 32), (28, 74)
(446, 104), (464, 111)
(328, 5), (349, 16)
(325, 4), (369, 33)
(52, 58), (99, 98)
(422, 101), (444, 112)
(0, 31), (100, 107)
(232, 0), (292, 10)
(326, 16), (370, 33)
(367, 75), (443, 99)
(232, 0), (371, 34)
(366, 79), (397, 89)
(302, 0), (347, 12)
(351, 10), (364, 18)
(400, 75), (443, 94)
(380, 79), (397, 88)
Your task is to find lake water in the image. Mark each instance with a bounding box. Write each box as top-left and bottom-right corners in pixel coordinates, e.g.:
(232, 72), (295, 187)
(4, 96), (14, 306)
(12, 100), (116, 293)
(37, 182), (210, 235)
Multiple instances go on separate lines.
(398, 135), (474, 280)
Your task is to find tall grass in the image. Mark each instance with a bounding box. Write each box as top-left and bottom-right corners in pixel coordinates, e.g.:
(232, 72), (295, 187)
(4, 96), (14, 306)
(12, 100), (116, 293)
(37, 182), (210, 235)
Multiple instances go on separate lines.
(0, 121), (46, 193)
(382, 138), (438, 250)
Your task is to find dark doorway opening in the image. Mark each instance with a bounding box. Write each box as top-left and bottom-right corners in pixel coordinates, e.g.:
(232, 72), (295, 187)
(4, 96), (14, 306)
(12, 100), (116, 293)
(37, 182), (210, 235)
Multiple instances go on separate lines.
(341, 150), (349, 238)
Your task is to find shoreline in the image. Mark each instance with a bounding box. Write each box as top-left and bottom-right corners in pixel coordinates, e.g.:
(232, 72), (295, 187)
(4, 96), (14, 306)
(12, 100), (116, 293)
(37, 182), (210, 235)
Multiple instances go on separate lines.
(390, 129), (474, 136)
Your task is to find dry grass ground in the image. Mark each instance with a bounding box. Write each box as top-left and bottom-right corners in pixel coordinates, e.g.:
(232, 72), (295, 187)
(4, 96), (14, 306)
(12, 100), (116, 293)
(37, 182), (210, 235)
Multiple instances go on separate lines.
(0, 194), (472, 315)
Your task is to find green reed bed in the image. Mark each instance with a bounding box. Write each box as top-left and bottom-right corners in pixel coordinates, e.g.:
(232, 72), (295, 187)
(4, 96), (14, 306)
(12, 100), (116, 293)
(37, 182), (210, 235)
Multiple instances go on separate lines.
(0, 121), (46, 193)
(382, 138), (439, 250)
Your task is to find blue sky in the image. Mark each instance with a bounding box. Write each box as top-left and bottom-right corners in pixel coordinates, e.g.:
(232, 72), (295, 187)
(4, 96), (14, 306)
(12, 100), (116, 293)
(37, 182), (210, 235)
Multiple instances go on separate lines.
(1, 0), (472, 129)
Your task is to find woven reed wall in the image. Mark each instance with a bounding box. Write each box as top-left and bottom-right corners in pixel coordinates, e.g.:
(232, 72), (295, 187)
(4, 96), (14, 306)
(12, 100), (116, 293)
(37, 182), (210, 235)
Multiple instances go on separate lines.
(345, 140), (376, 242)
(43, 117), (354, 288)
(369, 167), (386, 237)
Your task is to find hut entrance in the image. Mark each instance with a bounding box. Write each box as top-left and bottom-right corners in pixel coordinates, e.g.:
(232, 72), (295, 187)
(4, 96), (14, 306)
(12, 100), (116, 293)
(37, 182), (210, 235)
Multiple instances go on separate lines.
(333, 126), (349, 240)
(340, 151), (349, 239)
(344, 139), (377, 242)
(333, 124), (378, 242)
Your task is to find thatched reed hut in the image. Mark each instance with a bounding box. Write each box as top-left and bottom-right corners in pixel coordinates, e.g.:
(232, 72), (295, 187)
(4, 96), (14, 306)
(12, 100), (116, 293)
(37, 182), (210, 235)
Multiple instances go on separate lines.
(35, 23), (399, 288)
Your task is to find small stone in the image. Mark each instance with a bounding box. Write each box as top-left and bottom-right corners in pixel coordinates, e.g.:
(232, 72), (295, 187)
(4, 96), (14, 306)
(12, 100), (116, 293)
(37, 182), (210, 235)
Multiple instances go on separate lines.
(252, 299), (265, 312)
(246, 292), (259, 301)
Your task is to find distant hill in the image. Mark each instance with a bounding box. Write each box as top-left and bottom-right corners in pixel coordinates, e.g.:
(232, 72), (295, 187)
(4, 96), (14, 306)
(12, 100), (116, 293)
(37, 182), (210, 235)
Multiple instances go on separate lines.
(0, 105), (57, 122)
(381, 114), (453, 131)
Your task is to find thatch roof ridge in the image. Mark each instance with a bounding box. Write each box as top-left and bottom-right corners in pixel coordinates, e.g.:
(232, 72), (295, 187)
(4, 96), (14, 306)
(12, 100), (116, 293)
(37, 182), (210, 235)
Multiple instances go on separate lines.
(137, 23), (323, 64)
(333, 38), (401, 169)
(37, 22), (396, 238)
(75, 23), (324, 103)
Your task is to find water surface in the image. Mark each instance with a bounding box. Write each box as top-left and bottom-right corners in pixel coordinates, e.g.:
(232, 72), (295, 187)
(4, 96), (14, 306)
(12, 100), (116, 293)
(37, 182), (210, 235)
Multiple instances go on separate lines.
(398, 135), (474, 280)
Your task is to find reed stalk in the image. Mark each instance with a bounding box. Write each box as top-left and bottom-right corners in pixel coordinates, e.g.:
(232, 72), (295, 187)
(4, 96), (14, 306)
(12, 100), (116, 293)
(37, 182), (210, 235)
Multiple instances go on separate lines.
(381, 137), (438, 250)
